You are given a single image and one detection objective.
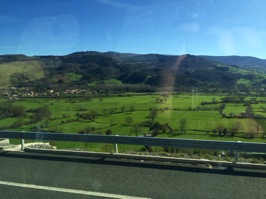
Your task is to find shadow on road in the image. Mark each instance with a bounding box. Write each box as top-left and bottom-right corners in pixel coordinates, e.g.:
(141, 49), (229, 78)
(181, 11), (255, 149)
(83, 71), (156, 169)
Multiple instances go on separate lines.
(0, 151), (265, 178)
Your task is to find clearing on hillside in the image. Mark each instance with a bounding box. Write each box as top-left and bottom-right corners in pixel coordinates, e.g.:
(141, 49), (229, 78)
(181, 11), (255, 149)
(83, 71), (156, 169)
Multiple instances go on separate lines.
(0, 61), (44, 88)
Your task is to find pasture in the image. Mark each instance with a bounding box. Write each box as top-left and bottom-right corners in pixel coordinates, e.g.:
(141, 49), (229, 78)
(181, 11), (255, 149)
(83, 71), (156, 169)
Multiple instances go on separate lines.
(1, 93), (266, 151)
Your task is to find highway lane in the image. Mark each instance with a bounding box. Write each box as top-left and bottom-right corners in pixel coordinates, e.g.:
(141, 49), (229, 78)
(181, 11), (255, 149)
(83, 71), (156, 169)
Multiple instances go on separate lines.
(0, 151), (266, 199)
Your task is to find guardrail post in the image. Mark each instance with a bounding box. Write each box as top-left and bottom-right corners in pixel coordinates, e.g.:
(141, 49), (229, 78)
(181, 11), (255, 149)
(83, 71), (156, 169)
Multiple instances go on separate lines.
(234, 141), (241, 163)
(114, 135), (119, 154)
(234, 151), (239, 163)
(21, 139), (25, 150)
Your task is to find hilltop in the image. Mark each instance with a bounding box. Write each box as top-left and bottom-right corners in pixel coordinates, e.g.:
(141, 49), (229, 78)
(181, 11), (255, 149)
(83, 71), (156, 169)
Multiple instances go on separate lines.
(201, 55), (266, 72)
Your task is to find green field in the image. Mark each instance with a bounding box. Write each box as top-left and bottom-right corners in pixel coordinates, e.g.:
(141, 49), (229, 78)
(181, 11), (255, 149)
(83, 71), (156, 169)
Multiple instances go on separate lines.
(1, 93), (266, 151)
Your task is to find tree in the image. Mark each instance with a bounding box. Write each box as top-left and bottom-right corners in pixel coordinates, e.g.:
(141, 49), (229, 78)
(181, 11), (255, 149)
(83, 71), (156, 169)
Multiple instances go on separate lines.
(125, 116), (133, 125)
(219, 104), (226, 116)
(88, 110), (98, 121)
(129, 105), (135, 114)
(130, 123), (143, 136)
(105, 129), (112, 135)
(253, 115), (265, 135)
(222, 128), (228, 136)
(179, 118), (187, 134)
(82, 126), (97, 133)
(148, 108), (157, 121)
(120, 106), (125, 112)
(229, 122), (241, 137)
(32, 105), (51, 123)
(0, 102), (13, 119)
(216, 125), (225, 136)
(160, 123), (173, 134)
(10, 104), (26, 117)
(245, 105), (254, 118)
(212, 97), (217, 104)
(149, 121), (161, 136)
(155, 97), (162, 103)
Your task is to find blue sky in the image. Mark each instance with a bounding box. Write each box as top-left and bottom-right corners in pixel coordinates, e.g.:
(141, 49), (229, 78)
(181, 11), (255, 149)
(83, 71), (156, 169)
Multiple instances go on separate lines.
(1, 0), (266, 58)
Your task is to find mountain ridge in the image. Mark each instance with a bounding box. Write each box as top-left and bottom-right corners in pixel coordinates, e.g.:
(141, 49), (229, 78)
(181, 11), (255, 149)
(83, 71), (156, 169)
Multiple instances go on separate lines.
(200, 55), (266, 72)
(1, 51), (266, 69)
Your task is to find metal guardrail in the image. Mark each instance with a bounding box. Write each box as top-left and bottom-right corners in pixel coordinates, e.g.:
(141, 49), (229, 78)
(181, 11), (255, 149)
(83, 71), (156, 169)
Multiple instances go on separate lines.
(1, 131), (266, 154)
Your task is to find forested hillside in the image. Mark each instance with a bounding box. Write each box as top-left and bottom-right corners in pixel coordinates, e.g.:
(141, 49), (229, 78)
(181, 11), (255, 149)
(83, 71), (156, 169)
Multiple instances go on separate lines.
(0, 51), (265, 92)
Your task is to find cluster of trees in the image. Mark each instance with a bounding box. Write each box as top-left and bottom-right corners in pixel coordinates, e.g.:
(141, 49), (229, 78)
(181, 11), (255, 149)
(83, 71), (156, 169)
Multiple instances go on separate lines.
(212, 104), (266, 138)
(212, 117), (266, 139)
(0, 102), (26, 119)
(76, 110), (99, 121)
(0, 101), (51, 130)
(219, 103), (264, 120)
(78, 126), (98, 134)
(212, 122), (241, 137)
(128, 121), (174, 137)
(125, 109), (187, 137)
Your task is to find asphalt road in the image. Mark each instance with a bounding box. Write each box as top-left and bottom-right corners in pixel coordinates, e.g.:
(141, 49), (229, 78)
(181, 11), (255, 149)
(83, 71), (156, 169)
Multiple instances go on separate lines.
(0, 151), (266, 199)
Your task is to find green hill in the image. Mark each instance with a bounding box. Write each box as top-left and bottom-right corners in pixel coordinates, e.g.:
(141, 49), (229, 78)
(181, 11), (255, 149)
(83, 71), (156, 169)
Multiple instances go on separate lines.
(0, 61), (45, 88)
(0, 51), (265, 91)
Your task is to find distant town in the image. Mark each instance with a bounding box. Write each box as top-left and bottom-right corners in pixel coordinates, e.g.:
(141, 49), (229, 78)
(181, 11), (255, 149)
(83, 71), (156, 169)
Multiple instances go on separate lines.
(0, 87), (88, 100)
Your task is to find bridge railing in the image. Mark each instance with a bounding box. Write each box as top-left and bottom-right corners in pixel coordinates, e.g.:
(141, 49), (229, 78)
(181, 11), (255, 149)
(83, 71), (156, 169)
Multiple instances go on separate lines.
(1, 131), (266, 162)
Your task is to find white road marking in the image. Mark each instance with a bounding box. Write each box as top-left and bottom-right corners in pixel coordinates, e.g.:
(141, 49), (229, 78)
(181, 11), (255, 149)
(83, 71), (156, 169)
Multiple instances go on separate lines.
(0, 180), (151, 199)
